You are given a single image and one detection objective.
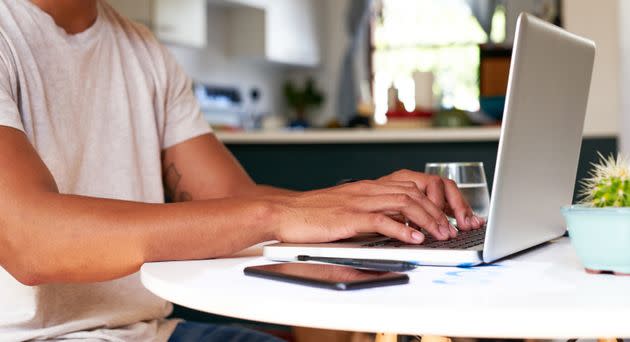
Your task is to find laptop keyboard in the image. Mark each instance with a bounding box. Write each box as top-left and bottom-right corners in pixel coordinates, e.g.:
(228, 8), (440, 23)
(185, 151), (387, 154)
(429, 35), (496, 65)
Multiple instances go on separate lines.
(362, 226), (486, 250)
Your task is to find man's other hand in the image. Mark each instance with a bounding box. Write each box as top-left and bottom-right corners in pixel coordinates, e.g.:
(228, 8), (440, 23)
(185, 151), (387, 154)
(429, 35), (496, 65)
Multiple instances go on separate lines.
(379, 169), (485, 231)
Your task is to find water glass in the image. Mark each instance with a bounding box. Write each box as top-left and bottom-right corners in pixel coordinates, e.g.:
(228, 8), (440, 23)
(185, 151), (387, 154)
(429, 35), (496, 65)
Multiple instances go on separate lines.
(424, 162), (490, 218)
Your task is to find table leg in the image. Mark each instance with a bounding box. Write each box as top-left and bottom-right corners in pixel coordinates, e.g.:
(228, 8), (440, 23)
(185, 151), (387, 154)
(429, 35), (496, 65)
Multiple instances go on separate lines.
(374, 333), (397, 342)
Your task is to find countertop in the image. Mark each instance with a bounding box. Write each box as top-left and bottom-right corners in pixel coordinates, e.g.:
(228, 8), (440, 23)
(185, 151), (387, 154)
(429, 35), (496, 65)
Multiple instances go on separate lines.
(216, 127), (617, 144)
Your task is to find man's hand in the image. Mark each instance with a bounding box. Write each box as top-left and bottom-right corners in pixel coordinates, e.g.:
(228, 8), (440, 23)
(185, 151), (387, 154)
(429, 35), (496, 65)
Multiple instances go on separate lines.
(267, 178), (462, 245)
(379, 169), (485, 231)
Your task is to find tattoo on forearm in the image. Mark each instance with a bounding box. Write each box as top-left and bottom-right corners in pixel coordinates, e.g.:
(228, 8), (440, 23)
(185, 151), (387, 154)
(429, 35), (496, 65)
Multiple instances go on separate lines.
(163, 163), (193, 202)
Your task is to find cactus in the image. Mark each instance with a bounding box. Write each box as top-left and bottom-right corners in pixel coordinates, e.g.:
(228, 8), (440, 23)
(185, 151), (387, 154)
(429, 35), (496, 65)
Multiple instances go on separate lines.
(580, 153), (630, 208)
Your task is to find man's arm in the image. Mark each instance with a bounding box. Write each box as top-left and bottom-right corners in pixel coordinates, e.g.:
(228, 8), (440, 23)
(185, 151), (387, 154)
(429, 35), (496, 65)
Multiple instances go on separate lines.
(0, 127), (277, 285)
(162, 133), (483, 230)
(0, 127), (440, 286)
(161, 133), (293, 202)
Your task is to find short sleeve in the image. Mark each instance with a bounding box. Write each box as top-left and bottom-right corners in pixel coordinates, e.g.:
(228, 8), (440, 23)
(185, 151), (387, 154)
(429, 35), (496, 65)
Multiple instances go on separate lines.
(0, 31), (23, 132)
(160, 45), (211, 149)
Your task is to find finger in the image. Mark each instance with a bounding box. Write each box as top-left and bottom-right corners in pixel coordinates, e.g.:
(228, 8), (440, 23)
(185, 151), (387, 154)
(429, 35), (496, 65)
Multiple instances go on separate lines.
(372, 182), (450, 227)
(424, 176), (447, 210)
(342, 181), (441, 221)
(412, 194), (453, 235)
(414, 195), (450, 227)
(392, 182), (456, 237)
(443, 179), (475, 230)
(398, 198), (451, 240)
(378, 171), (452, 219)
(352, 194), (450, 240)
(386, 212), (407, 224)
(472, 215), (485, 228)
(378, 180), (451, 229)
(356, 213), (425, 244)
(341, 182), (453, 239)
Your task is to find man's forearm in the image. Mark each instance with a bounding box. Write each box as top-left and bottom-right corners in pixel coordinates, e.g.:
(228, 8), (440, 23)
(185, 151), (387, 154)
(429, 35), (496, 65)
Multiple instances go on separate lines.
(3, 192), (275, 285)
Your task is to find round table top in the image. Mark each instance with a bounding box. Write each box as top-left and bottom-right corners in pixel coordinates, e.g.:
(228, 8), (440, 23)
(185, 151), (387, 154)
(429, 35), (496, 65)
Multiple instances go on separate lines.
(141, 238), (630, 339)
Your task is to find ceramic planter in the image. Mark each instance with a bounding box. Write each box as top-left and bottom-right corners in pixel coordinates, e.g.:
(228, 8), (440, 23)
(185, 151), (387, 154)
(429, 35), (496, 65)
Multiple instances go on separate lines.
(561, 205), (630, 275)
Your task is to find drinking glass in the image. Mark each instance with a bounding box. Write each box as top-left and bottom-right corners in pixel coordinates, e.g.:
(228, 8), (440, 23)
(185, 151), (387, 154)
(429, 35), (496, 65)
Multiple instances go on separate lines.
(424, 162), (490, 219)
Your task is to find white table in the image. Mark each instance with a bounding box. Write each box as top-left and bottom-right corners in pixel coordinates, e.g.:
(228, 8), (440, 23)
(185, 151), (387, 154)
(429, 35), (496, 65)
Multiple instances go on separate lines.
(140, 238), (630, 339)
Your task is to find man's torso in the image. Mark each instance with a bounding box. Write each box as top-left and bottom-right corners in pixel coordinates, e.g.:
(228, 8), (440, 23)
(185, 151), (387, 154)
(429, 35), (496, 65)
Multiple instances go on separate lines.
(0, 0), (209, 340)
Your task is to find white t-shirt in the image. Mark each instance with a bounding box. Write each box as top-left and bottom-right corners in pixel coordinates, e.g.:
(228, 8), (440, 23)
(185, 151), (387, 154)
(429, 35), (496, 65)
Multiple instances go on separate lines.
(0, 0), (212, 340)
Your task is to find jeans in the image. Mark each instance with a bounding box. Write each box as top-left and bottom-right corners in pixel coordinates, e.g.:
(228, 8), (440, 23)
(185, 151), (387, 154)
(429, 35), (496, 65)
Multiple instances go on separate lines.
(168, 321), (285, 342)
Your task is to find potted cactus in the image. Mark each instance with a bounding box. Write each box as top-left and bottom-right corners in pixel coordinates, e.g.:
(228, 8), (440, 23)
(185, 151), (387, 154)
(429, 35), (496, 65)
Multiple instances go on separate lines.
(561, 153), (630, 275)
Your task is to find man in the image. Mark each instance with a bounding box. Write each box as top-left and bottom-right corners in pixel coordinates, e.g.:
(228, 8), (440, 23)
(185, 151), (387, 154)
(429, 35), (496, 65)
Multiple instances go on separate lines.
(0, 0), (484, 340)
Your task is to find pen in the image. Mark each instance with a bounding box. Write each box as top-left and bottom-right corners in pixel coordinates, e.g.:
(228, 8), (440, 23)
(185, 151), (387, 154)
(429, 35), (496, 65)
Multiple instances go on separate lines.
(297, 255), (417, 272)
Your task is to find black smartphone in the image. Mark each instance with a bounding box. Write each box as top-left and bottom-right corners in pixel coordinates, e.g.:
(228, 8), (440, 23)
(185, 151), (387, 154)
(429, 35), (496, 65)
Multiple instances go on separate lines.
(243, 263), (409, 291)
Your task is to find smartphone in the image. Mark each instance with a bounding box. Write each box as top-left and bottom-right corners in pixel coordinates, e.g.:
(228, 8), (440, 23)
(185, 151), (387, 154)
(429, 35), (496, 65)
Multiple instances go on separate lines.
(244, 262), (409, 291)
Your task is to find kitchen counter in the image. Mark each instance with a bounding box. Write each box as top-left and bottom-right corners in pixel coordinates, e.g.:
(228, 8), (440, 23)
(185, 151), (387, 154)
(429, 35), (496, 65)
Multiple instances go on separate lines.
(216, 127), (617, 144)
(220, 126), (617, 197)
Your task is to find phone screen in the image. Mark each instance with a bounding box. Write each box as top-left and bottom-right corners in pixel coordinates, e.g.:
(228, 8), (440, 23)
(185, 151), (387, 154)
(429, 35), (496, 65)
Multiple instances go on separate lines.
(244, 263), (409, 290)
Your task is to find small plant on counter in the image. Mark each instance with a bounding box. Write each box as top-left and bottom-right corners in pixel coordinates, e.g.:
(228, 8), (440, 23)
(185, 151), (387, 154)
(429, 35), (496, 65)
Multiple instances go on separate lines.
(580, 153), (630, 208)
(563, 152), (630, 276)
(283, 78), (324, 128)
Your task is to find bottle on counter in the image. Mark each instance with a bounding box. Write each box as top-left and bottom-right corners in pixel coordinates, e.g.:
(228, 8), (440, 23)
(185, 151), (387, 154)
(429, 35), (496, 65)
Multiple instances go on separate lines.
(412, 71), (434, 113)
(387, 83), (404, 112)
(380, 79), (432, 130)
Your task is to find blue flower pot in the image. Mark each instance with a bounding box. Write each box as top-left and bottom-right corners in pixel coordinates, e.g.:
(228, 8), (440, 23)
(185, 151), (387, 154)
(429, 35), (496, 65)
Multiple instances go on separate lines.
(561, 205), (630, 275)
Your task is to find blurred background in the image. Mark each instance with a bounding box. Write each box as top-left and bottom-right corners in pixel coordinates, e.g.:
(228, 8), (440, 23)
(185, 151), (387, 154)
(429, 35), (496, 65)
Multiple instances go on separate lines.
(108, 0), (618, 133)
(107, 0), (621, 194)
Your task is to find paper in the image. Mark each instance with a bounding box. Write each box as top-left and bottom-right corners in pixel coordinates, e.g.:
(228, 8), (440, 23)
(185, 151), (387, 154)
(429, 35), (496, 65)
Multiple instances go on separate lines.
(229, 258), (574, 296)
(409, 260), (571, 293)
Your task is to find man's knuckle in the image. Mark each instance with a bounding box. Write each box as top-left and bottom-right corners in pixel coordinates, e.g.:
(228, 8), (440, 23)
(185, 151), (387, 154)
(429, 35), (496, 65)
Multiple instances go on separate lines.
(371, 214), (388, 226)
(429, 175), (442, 183)
(392, 169), (410, 177)
(438, 215), (449, 225)
(403, 181), (417, 189)
(422, 216), (438, 228)
(394, 193), (413, 205)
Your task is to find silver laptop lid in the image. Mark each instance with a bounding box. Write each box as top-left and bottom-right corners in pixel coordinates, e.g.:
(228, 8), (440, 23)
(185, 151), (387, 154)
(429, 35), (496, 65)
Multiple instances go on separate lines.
(483, 13), (595, 262)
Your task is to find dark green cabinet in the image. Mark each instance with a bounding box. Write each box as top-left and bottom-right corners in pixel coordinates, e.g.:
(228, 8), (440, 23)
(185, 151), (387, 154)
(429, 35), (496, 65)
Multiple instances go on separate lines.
(227, 137), (617, 203)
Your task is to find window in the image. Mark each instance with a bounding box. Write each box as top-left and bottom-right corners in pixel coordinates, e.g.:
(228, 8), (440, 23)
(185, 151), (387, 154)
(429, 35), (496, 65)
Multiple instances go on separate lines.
(371, 0), (504, 124)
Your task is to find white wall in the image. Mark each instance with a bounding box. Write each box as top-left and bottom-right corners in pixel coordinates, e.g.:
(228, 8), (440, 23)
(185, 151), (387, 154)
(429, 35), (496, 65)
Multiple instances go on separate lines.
(563, 0), (620, 137)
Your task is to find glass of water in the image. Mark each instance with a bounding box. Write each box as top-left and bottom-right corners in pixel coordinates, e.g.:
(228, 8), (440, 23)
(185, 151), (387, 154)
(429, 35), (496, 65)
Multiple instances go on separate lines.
(424, 162), (490, 219)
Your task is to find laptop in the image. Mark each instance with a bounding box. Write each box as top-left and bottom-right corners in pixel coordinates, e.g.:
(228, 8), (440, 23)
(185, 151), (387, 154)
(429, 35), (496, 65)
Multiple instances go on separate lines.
(264, 13), (596, 267)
